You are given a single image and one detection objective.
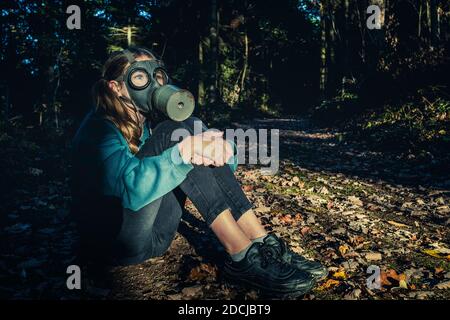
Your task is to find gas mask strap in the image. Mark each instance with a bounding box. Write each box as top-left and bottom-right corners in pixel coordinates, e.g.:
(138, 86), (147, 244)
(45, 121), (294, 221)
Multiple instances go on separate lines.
(122, 49), (136, 64)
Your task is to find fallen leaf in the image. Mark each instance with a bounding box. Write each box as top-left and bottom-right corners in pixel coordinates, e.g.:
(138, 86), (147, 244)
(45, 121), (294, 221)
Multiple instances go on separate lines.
(398, 274), (408, 289)
(365, 252), (382, 261)
(254, 206), (271, 214)
(422, 249), (450, 260)
(435, 280), (450, 290)
(181, 285), (203, 298)
(188, 263), (217, 282)
(332, 268), (347, 280)
(367, 203), (381, 211)
(435, 267), (444, 275)
(316, 279), (340, 291)
(280, 214), (293, 224)
(344, 288), (361, 300)
(331, 227), (346, 236)
(380, 269), (408, 289)
(349, 235), (365, 246)
(300, 226), (311, 236)
(327, 201), (334, 210)
(319, 186), (329, 195)
(388, 220), (409, 228)
(338, 245), (349, 257)
(348, 196), (363, 207)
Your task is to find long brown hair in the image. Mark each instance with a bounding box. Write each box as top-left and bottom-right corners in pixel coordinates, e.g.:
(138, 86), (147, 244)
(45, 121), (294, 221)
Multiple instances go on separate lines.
(92, 47), (156, 154)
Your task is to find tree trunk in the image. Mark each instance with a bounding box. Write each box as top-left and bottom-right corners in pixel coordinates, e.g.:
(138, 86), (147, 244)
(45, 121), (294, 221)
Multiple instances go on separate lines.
(341, 0), (350, 95)
(319, 1), (328, 99)
(367, 0), (386, 71)
(429, 0), (439, 44)
(207, 0), (219, 104)
(328, 3), (337, 95)
(418, 0), (423, 38)
(198, 39), (205, 106)
(239, 32), (249, 100)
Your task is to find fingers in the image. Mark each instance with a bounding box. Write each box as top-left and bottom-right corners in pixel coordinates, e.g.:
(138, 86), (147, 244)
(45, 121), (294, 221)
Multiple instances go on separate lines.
(191, 154), (215, 166)
(213, 139), (225, 166)
(201, 138), (224, 166)
(202, 130), (224, 139)
(188, 130), (234, 167)
(224, 140), (234, 163)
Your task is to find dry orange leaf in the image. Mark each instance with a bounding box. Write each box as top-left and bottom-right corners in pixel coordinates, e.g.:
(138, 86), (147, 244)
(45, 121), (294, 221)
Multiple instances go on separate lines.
(435, 267), (444, 274)
(327, 201), (334, 210)
(388, 220), (409, 228)
(380, 269), (398, 287)
(188, 263), (218, 281)
(317, 279), (340, 291)
(349, 235), (365, 246)
(332, 268), (347, 280)
(338, 245), (349, 257)
(300, 226), (311, 236)
(280, 214), (293, 224)
(380, 269), (408, 289)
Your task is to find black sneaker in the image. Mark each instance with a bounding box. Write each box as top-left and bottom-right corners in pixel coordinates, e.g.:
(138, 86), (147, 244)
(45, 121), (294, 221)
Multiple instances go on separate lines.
(223, 242), (316, 297)
(263, 234), (328, 281)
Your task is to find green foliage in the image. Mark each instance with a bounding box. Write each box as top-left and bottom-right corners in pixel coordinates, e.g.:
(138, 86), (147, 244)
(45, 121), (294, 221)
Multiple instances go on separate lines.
(356, 85), (450, 154)
(312, 94), (359, 125)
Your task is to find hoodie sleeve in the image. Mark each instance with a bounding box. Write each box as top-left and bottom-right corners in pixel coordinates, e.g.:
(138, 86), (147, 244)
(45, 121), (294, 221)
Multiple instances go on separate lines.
(226, 139), (239, 172)
(95, 122), (194, 212)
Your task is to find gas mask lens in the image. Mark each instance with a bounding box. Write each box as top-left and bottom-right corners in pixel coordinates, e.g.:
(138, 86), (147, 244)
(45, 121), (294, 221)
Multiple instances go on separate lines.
(154, 69), (168, 86)
(130, 69), (150, 89)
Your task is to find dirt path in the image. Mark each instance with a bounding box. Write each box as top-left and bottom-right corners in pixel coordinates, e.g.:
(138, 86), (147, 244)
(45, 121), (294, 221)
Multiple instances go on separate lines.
(1, 118), (449, 299)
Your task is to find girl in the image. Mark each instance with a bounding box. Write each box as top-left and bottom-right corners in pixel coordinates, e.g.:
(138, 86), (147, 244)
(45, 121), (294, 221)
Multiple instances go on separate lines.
(70, 47), (326, 297)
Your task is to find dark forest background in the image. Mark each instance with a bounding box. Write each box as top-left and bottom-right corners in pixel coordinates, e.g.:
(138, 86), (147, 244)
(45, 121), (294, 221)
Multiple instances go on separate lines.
(1, 0), (449, 127)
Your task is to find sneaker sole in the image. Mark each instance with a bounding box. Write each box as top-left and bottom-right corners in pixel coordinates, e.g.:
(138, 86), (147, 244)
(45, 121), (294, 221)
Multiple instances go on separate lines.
(222, 270), (315, 298)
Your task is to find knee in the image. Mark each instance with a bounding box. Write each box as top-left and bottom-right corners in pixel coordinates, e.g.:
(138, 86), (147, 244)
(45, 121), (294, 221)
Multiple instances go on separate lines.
(152, 117), (207, 138)
(181, 117), (208, 133)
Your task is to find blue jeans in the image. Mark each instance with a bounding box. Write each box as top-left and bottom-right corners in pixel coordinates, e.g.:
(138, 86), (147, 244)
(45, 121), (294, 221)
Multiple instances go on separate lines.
(108, 117), (253, 266)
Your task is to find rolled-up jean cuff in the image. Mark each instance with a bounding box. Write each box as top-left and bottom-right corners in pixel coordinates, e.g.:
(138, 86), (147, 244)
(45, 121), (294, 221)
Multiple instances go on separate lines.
(233, 202), (254, 222)
(205, 202), (233, 226)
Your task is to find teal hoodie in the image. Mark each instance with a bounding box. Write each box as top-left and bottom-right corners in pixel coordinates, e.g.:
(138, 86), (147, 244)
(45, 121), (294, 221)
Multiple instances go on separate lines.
(71, 110), (238, 212)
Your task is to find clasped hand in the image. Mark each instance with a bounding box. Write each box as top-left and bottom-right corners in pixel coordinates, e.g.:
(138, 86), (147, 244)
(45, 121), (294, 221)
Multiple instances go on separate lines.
(177, 130), (234, 166)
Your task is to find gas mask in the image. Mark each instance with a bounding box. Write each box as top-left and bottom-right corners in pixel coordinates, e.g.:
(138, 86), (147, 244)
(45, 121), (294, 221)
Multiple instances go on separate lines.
(117, 49), (195, 122)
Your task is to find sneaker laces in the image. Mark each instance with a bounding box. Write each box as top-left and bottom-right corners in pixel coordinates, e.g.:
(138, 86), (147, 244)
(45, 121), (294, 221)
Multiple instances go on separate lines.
(266, 236), (299, 264)
(258, 243), (291, 272)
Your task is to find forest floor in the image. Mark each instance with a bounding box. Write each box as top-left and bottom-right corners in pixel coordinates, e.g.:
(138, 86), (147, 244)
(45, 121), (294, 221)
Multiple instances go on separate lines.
(1, 117), (449, 300)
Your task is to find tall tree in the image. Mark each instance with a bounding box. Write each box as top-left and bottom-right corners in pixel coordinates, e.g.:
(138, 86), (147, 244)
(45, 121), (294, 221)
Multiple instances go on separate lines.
(429, 0), (439, 45)
(319, 0), (328, 98)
